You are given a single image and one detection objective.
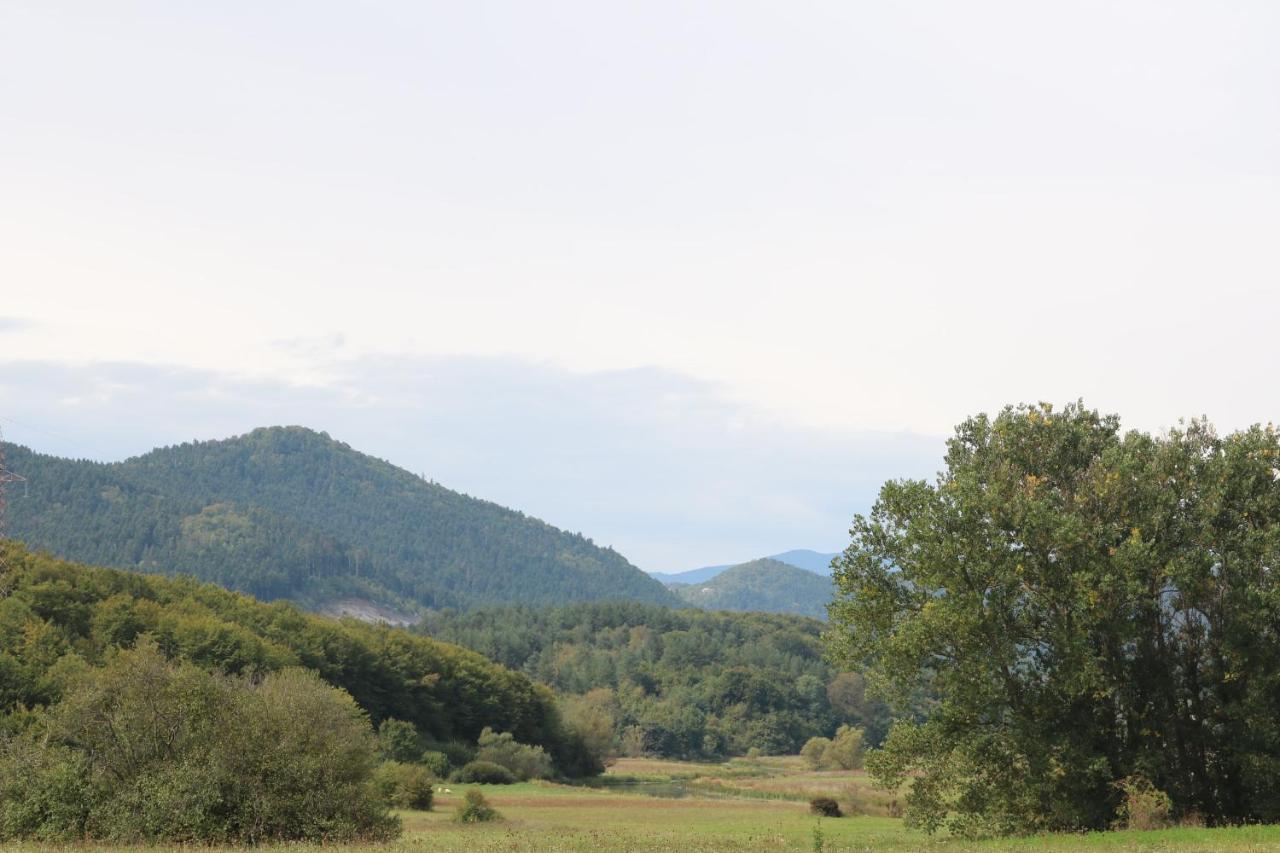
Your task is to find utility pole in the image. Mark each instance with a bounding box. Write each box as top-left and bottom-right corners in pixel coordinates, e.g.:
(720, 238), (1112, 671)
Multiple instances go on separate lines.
(0, 426), (27, 591)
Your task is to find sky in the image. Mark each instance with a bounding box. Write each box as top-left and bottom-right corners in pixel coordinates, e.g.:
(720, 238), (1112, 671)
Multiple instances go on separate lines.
(1, 1), (1278, 570)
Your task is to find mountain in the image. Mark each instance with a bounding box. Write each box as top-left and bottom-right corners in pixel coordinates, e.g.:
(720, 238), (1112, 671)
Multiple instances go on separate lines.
(652, 549), (839, 584)
(650, 562), (732, 585)
(4, 426), (677, 612)
(768, 549), (839, 574)
(668, 557), (835, 619)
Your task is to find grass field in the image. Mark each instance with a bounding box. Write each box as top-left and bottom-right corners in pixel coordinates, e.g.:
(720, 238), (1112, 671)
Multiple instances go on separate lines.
(6, 757), (1280, 851)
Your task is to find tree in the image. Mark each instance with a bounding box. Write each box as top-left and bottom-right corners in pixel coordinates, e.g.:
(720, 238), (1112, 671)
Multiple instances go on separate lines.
(559, 688), (618, 768)
(828, 402), (1280, 836)
(378, 719), (424, 764)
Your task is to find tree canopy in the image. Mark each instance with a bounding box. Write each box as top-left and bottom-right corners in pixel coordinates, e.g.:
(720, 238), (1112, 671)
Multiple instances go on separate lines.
(421, 601), (894, 758)
(829, 402), (1280, 835)
(0, 542), (597, 778)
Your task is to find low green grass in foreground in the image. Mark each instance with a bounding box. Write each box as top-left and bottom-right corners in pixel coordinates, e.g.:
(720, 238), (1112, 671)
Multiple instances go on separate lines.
(6, 760), (1280, 851)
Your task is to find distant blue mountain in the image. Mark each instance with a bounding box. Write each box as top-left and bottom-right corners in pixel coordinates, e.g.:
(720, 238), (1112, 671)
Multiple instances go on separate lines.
(651, 562), (732, 584)
(651, 549), (839, 584)
(669, 558), (834, 620)
(767, 549), (839, 575)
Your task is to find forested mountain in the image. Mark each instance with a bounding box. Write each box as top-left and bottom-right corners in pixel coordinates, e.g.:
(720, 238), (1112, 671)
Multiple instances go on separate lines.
(4, 427), (676, 612)
(419, 601), (893, 759)
(0, 541), (598, 776)
(651, 549), (838, 584)
(668, 558), (835, 619)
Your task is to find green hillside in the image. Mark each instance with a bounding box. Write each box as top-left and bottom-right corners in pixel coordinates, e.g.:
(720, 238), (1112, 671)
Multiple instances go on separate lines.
(5, 427), (676, 611)
(420, 601), (894, 757)
(0, 540), (596, 775)
(669, 558), (834, 619)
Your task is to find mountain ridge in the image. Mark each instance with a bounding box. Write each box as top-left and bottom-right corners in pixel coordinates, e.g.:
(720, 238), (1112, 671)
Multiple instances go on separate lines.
(651, 548), (839, 584)
(5, 426), (677, 612)
(668, 557), (835, 619)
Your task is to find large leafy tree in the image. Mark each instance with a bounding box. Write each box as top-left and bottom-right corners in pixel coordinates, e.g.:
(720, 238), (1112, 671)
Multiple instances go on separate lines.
(828, 402), (1280, 835)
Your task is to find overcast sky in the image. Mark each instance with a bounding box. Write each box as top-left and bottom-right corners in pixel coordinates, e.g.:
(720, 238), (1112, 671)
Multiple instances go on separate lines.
(2, 2), (1277, 570)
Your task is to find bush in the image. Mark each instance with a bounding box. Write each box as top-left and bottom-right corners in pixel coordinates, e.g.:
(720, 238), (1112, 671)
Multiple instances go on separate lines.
(474, 727), (554, 781)
(801, 736), (832, 770)
(454, 789), (501, 823)
(377, 719), (424, 764)
(0, 740), (94, 842)
(1115, 775), (1172, 831)
(821, 726), (864, 770)
(373, 762), (434, 810)
(420, 750), (450, 778)
(810, 797), (843, 818)
(452, 760), (517, 785)
(0, 641), (398, 843)
(429, 740), (476, 770)
(801, 728), (864, 771)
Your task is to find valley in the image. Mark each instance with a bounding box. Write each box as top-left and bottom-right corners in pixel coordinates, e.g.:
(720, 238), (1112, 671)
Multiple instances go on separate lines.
(3, 756), (1275, 851)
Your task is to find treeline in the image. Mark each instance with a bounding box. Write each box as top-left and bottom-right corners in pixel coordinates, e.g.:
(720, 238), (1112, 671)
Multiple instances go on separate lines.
(419, 602), (897, 759)
(5, 426), (676, 610)
(0, 541), (602, 777)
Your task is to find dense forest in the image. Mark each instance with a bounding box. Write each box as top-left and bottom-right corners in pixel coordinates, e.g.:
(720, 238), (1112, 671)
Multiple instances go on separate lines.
(0, 541), (600, 777)
(419, 601), (894, 758)
(5, 427), (675, 611)
(668, 557), (834, 619)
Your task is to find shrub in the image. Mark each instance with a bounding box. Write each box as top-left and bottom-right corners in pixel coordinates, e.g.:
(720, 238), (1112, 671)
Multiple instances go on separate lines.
(801, 737), (832, 770)
(373, 762), (434, 810)
(429, 740), (476, 770)
(377, 719), (423, 764)
(452, 760), (517, 785)
(474, 727), (554, 781)
(821, 726), (864, 771)
(420, 750), (451, 778)
(810, 797), (843, 818)
(0, 641), (398, 843)
(0, 739), (94, 842)
(801, 728), (864, 771)
(454, 789), (501, 823)
(1114, 775), (1172, 831)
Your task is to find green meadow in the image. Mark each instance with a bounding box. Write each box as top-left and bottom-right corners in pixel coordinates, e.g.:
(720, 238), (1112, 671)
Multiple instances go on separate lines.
(7, 757), (1280, 852)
